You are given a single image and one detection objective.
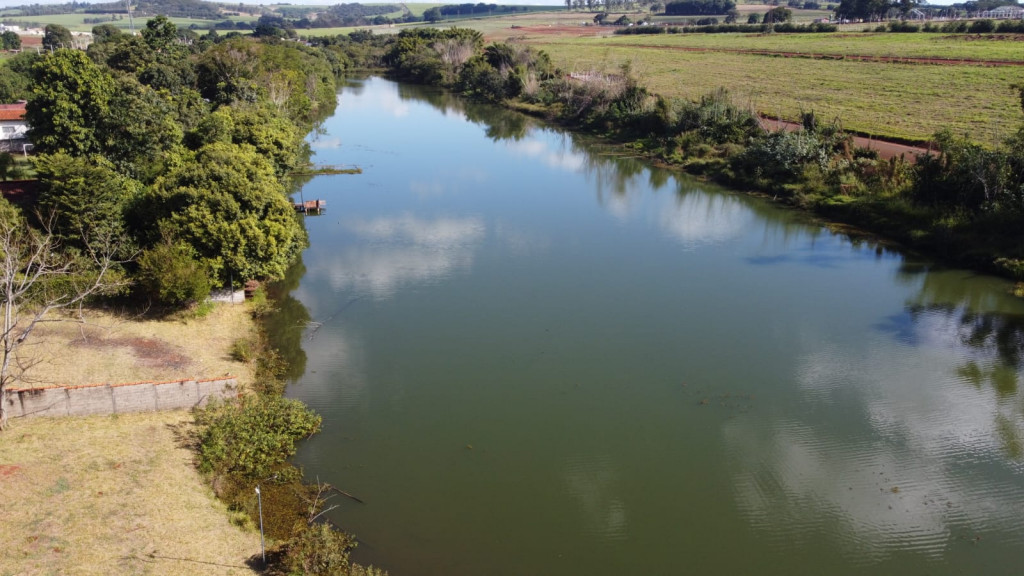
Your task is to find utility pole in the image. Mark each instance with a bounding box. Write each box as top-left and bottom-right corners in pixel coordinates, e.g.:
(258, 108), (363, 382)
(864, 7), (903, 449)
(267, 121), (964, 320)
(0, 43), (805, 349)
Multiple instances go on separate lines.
(126, 0), (134, 35)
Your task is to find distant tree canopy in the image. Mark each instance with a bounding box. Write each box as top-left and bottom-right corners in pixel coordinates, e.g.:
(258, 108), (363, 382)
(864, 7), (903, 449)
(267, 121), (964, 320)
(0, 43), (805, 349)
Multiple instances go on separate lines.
(765, 6), (794, 21)
(13, 25), (346, 294)
(664, 0), (736, 15)
(42, 24), (74, 50)
(1, 31), (21, 51)
(86, 0), (221, 20)
(835, 0), (897, 18)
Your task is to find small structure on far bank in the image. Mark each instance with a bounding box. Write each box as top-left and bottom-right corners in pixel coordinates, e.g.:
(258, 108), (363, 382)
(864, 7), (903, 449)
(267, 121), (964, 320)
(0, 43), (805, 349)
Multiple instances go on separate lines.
(0, 101), (30, 154)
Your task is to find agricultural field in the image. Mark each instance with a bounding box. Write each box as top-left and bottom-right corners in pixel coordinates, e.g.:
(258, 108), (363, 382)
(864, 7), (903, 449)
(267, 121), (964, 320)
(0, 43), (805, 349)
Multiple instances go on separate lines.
(584, 30), (1024, 62)
(532, 34), (1022, 144)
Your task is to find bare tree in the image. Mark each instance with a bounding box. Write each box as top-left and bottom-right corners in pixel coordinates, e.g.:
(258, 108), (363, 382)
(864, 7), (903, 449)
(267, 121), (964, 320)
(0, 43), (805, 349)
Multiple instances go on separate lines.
(0, 214), (129, 429)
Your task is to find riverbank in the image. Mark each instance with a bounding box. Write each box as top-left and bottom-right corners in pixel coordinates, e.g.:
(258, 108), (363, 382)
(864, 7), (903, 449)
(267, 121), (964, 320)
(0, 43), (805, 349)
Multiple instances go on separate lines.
(0, 303), (263, 575)
(0, 410), (261, 575)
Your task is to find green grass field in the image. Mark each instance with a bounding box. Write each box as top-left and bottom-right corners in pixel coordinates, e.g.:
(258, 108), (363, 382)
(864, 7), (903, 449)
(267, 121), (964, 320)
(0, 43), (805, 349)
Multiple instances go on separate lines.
(508, 29), (1021, 145)
(582, 31), (1024, 62)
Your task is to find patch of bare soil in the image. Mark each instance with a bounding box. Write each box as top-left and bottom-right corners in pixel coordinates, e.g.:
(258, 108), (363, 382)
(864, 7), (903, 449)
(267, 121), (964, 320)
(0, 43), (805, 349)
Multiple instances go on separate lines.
(72, 336), (192, 372)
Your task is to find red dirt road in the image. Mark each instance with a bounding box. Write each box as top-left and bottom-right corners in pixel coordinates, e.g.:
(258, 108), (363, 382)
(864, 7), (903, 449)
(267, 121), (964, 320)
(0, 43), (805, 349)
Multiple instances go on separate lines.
(761, 118), (931, 161)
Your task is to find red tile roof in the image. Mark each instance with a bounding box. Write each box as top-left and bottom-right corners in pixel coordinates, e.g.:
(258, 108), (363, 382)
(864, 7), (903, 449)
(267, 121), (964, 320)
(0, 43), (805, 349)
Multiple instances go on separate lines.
(0, 103), (26, 122)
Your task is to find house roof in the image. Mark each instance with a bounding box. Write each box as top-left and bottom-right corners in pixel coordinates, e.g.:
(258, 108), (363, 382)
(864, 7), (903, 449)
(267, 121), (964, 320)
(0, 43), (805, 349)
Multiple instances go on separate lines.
(0, 102), (27, 122)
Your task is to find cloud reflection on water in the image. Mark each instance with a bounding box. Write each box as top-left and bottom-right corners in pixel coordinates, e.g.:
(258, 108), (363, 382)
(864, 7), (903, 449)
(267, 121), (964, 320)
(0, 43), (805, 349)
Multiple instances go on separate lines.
(315, 214), (485, 300)
(505, 137), (587, 172)
(727, 305), (1024, 564)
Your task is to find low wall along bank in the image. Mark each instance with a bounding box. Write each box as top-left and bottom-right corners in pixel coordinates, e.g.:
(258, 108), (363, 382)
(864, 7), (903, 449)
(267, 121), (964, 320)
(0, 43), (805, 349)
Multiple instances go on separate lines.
(2, 377), (238, 419)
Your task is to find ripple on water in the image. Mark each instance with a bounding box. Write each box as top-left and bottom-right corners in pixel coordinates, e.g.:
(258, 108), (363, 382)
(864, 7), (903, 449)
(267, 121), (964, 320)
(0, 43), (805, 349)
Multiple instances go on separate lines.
(561, 454), (629, 542)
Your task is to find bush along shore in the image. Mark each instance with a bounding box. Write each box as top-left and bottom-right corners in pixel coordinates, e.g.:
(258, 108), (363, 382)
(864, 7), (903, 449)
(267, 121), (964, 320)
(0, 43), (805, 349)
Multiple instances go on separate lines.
(0, 16), (387, 574)
(317, 27), (1024, 282)
(196, 299), (386, 575)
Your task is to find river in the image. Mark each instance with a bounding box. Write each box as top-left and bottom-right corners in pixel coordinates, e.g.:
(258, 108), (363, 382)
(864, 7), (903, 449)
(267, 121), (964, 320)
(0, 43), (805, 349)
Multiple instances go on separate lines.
(278, 76), (1024, 575)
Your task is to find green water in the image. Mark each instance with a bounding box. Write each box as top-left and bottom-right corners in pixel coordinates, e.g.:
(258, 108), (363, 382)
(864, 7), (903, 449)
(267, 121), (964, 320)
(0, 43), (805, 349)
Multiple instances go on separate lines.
(280, 77), (1024, 575)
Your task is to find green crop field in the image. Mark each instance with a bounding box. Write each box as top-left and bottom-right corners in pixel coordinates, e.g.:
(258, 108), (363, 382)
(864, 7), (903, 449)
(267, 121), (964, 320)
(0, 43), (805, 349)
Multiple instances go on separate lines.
(580, 32), (1024, 62)
(532, 35), (1023, 145)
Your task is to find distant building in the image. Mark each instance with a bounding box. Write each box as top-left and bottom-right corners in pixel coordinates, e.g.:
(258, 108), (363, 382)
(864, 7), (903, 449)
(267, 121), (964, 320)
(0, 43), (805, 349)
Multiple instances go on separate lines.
(979, 6), (1024, 19)
(0, 102), (30, 154)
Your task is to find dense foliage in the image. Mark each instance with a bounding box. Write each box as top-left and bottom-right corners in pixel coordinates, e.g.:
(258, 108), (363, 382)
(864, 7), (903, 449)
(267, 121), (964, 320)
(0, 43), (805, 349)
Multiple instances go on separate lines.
(9, 17), (345, 302)
(664, 0), (736, 15)
(196, 395), (321, 480)
(0, 31), (20, 51)
(86, 0), (221, 20)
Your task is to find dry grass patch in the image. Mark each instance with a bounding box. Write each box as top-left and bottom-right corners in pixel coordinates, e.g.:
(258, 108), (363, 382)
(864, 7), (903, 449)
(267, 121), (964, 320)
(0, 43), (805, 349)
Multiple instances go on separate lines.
(0, 410), (260, 576)
(10, 303), (256, 390)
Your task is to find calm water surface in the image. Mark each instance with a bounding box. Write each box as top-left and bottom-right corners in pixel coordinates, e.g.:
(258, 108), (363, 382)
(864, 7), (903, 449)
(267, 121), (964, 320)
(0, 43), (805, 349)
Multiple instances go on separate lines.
(282, 77), (1024, 575)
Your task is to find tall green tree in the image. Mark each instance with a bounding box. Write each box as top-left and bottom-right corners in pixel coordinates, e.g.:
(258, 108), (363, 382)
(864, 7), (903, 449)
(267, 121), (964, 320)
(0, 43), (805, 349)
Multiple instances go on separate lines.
(26, 49), (115, 156)
(0, 31), (21, 51)
(836, 0), (893, 19)
(42, 24), (73, 51)
(96, 76), (185, 179)
(150, 142), (306, 285)
(34, 153), (140, 252)
(141, 15), (178, 52)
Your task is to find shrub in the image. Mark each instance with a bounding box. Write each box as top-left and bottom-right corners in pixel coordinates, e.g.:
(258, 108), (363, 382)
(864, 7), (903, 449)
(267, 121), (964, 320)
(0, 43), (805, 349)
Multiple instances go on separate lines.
(230, 337), (256, 362)
(284, 523), (357, 576)
(196, 395), (322, 480)
(968, 19), (995, 34)
(135, 241), (212, 306)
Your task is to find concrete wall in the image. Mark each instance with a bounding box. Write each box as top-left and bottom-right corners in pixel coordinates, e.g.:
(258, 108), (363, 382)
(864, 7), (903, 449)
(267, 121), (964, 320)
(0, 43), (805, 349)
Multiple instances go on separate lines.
(2, 377), (237, 420)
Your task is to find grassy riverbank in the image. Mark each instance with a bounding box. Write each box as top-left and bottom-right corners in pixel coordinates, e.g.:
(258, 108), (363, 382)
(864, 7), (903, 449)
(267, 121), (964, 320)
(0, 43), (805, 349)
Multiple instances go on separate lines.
(0, 303), (263, 575)
(0, 410), (261, 576)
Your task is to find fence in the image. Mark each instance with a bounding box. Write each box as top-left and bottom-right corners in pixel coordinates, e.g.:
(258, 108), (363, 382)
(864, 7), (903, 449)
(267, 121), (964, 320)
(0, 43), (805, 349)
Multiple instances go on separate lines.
(2, 376), (238, 420)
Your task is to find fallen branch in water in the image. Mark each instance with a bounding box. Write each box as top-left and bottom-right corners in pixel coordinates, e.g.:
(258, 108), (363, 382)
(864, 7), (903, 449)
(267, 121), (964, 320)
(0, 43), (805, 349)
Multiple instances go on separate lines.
(330, 485), (365, 504)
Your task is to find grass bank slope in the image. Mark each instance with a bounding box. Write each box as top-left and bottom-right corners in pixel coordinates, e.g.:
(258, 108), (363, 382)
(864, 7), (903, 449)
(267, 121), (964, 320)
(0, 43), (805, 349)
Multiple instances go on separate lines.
(0, 410), (260, 576)
(15, 303), (256, 389)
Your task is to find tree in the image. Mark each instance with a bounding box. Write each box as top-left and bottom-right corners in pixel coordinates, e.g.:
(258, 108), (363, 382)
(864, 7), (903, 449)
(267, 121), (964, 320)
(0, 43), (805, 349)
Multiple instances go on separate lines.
(141, 15), (178, 52)
(0, 201), (128, 429)
(95, 76), (185, 178)
(90, 23), (123, 44)
(1, 31), (21, 51)
(25, 49), (116, 157)
(42, 24), (74, 51)
(423, 7), (443, 22)
(765, 6), (793, 22)
(34, 153), (140, 252)
(135, 240), (211, 306)
(747, 12), (762, 23)
(835, 0), (893, 20)
(150, 142), (307, 285)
